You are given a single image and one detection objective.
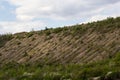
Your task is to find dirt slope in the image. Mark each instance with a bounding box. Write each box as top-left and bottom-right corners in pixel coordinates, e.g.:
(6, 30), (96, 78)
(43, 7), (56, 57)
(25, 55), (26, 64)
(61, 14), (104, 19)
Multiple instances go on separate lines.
(0, 17), (120, 64)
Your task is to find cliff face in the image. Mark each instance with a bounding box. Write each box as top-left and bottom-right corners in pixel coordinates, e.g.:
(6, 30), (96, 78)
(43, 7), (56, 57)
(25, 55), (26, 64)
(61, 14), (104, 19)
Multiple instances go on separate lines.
(0, 17), (120, 64)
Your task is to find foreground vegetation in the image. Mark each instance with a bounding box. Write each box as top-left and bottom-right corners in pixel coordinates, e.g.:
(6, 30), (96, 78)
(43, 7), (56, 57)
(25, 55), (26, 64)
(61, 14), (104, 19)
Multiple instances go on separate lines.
(0, 52), (120, 80)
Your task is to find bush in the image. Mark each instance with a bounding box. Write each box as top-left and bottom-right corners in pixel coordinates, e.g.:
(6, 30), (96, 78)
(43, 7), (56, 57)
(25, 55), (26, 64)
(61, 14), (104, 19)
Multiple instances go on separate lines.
(53, 27), (63, 33)
(0, 33), (13, 41)
(0, 33), (13, 47)
(113, 52), (120, 62)
(45, 30), (51, 36)
(26, 32), (34, 38)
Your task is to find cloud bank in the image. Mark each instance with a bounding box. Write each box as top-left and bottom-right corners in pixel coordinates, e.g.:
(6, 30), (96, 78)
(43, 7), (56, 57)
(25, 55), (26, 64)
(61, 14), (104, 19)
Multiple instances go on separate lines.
(0, 0), (120, 33)
(8, 0), (120, 21)
(0, 21), (44, 34)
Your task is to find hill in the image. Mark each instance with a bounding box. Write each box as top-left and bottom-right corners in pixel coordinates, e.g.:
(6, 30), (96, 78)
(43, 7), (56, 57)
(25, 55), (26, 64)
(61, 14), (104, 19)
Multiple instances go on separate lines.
(0, 17), (120, 64)
(0, 17), (120, 80)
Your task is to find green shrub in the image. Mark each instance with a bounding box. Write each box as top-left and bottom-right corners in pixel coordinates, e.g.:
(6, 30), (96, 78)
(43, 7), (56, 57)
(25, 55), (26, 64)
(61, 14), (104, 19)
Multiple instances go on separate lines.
(113, 52), (120, 62)
(26, 32), (34, 38)
(0, 33), (13, 41)
(15, 35), (25, 39)
(23, 51), (28, 57)
(0, 33), (13, 47)
(45, 30), (51, 36)
(53, 27), (63, 33)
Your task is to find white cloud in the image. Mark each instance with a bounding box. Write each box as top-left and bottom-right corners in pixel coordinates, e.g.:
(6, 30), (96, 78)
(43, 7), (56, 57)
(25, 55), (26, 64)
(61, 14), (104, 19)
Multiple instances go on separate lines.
(86, 1), (120, 22)
(87, 15), (109, 22)
(0, 0), (120, 34)
(0, 21), (44, 34)
(7, 0), (120, 21)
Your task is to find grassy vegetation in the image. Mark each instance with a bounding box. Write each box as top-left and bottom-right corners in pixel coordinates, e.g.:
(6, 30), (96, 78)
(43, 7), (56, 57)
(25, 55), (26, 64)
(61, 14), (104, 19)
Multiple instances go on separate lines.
(35, 17), (120, 37)
(3, 17), (118, 40)
(26, 31), (34, 38)
(0, 52), (120, 80)
(0, 33), (13, 47)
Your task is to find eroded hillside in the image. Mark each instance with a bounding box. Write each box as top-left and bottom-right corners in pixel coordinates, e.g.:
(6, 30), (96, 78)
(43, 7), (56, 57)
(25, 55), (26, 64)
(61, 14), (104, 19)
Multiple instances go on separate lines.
(0, 17), (120, 64)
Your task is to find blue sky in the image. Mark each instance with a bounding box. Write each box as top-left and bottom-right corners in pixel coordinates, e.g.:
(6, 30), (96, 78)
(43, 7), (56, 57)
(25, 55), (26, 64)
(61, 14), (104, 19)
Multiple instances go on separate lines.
(0, 1), (16, 21)
(0, 0), (120, 34)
